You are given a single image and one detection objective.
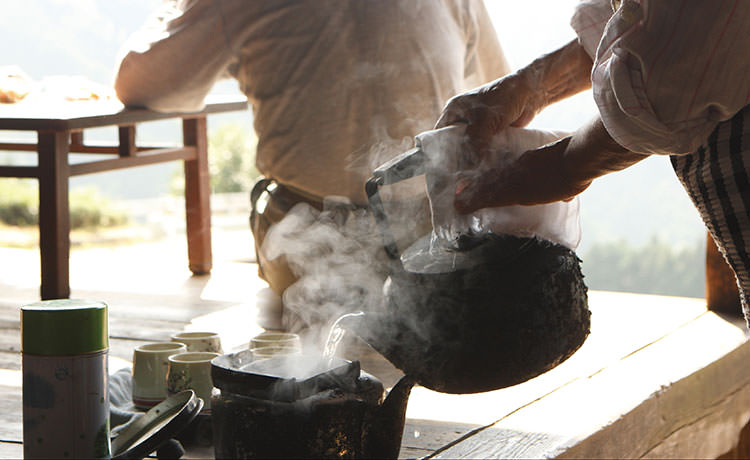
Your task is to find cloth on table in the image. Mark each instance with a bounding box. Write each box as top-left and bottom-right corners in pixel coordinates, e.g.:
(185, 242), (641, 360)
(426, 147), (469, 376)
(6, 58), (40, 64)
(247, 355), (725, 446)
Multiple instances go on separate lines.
(109, 367), (145, 438)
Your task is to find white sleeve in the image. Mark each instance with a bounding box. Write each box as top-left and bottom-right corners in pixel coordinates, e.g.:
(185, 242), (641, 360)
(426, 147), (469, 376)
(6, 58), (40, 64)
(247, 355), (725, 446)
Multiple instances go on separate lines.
(113, 0), (235, 112)
(590, 0), (750, 155)
(570, 0), (613, 60)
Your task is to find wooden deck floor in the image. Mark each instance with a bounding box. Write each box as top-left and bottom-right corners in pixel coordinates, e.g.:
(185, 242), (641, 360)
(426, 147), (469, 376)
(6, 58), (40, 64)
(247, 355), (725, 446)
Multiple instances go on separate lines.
(1, 224), (750, 459)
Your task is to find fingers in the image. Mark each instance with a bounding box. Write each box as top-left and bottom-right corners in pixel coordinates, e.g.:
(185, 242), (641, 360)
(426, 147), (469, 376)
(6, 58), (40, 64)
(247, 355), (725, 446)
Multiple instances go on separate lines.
(453, 137), (588, 212)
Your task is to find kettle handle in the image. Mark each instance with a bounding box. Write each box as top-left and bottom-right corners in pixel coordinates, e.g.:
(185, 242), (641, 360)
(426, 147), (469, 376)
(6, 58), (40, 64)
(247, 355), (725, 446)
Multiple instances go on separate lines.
(365, 147), (427, 261)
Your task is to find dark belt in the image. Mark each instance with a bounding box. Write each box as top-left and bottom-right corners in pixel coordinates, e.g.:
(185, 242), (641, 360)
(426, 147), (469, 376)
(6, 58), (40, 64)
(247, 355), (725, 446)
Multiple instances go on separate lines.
(250, 178), (326, 216)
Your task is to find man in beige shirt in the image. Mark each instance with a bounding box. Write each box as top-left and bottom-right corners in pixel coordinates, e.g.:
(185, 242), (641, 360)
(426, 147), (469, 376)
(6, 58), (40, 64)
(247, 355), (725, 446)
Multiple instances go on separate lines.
(115, 0), (509, 330)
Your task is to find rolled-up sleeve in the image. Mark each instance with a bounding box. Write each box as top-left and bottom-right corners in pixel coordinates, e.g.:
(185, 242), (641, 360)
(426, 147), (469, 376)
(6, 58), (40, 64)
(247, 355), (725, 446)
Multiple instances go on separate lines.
(570, 0), (612, 60)
(114, 0), (235, 112)
(573, 0), (750, 155)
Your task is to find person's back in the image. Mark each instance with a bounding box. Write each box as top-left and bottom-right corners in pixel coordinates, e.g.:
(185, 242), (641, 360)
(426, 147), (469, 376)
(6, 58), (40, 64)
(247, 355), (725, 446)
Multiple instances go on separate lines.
(115, 0), (509, 204)
(114, 0), (510, 329)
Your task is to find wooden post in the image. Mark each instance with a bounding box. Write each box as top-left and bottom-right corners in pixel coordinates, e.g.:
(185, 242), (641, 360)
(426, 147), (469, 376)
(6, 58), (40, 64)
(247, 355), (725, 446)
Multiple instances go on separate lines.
(118, 125), (137, 157)
(37, 131), (71, 299)
(705, 232), (741, 315)
(182, 117), (212, 275)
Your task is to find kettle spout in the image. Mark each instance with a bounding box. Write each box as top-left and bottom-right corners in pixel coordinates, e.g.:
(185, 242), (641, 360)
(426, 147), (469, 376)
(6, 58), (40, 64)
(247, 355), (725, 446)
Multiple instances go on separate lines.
(363, 375), (415, 459)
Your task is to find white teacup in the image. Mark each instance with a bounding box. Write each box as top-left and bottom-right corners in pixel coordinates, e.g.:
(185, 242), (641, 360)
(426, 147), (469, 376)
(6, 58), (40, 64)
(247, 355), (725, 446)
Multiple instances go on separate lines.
(250, 332), (301, 352)
(132, 342), (187, 409)
(171, 331), (223, 354)
(251, 345), (302, 360)
(166, 352), (220, 413)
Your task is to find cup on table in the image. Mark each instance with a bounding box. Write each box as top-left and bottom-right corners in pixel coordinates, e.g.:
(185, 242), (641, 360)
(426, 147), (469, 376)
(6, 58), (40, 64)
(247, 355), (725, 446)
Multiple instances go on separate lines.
(250, 332), (302, 359)
(132, 342), (187, 409)
(166, 352), (220, 413)
(170, 331), (223, 354)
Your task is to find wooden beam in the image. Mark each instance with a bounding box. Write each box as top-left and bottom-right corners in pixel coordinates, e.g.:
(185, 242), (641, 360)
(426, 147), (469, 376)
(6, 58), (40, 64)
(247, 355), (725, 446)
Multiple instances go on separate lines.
(182, 117), (212, 275)
(37, 131), (71, 300)
(0, 166), (38, 178)
(0, 143), (37, 152)
(69, 147), (196, 176)
(69, 130), (84, 149)
(706, 231), (742, 315)
(118, 125), (136, 157)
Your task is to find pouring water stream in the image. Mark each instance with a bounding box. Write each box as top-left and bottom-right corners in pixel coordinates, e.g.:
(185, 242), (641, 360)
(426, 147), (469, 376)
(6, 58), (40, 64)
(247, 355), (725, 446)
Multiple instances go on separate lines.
(323, 311), (365, 367)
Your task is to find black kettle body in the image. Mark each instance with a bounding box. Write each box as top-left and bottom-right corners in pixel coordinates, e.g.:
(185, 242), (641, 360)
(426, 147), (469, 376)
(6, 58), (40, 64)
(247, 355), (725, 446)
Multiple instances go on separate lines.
(352, 147), (591, 394)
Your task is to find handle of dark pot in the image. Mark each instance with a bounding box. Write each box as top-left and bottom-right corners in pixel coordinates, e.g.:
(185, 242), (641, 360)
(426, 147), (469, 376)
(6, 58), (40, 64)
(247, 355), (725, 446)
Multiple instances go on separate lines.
(366, 147), (427, 261)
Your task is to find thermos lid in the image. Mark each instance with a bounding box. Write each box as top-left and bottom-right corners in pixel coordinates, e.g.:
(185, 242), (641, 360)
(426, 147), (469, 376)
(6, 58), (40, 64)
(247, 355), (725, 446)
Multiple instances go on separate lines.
(21, 299), (108, 355)
(112, 390), (202, 460)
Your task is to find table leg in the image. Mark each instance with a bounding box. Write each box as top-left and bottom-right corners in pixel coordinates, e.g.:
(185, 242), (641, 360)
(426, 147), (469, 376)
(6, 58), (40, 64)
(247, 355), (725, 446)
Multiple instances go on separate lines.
(706, 231), (742, 315)
(37, 131), (71, 300)
(182, 117), (212, 275)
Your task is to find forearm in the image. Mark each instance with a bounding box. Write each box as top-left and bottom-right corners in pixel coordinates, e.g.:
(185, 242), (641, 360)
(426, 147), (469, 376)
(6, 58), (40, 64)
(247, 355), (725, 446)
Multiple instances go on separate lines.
(523, 39), (593, 111)
(563, 117), (648, 187)
(113, 0), (233, 112)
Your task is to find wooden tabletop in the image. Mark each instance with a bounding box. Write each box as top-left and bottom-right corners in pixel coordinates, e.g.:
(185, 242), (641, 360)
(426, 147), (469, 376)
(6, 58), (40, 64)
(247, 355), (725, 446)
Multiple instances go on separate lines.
(1, 228), (749, 458)
(0, 95), (248, 131)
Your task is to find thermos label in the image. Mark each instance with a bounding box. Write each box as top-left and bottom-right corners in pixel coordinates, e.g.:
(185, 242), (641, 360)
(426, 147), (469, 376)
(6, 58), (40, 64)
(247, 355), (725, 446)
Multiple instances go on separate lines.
(22, 351), (110, 459)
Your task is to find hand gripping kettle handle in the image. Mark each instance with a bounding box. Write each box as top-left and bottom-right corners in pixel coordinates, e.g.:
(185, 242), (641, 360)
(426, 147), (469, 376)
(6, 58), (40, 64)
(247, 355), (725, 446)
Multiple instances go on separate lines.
(365, 146), (427, 261)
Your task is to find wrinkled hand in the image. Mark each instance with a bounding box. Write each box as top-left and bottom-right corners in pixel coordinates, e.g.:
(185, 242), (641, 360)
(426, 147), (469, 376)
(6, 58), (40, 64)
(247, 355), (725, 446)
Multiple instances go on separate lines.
(436, 39), (594, 160)
(454, 117), (648, 213)
(435, 71), (544, 158)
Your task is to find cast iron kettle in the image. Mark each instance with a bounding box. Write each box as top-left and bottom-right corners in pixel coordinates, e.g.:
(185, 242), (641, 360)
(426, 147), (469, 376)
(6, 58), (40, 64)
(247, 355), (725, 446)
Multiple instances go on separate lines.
(210, 351), (415, 459)
(347, 144), (591, 394)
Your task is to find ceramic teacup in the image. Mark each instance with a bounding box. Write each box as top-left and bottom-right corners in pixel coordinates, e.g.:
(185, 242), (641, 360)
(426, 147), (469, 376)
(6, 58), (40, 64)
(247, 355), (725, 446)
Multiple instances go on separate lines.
(132, 342), (187, 409)
(251, 345), (303, 360)
(250, 332), (301, 352)
(166, 352), (220, 413)
(170, 331), (223, 354)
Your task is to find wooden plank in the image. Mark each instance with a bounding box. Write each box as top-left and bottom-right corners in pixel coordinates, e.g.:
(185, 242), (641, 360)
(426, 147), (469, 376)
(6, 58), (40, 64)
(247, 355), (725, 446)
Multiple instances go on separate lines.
(0, 141), (177, 155)
(402, 419), (483, 451)
(403, 291), (707, 427)
(642, 380), (750, 458)
(0, 142), (36, 151)
(0, 97), (247, 131)
(433, 311), (750, 459)
(0, 441), (22, 459)
(557, 313), (750, 459)
(706, 231), (743, 315)
(0, 166), (38, 178)
(0, 327), (20, 353)
(37, 130), (71, 300)
(0, 384), (22, 442)
(0, 351), (21, 370)
(398, 446), (433, 459)
(108, 316), (188, 342)
(69, 146), (196, 176)
(69, 130), (83, 147)
(118, 125), (136, 157)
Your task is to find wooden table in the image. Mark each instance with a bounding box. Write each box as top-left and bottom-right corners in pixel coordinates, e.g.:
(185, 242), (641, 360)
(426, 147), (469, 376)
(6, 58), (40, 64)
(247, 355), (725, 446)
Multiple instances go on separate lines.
(2, 286), (750, 459)
(0, 96), (248, 300)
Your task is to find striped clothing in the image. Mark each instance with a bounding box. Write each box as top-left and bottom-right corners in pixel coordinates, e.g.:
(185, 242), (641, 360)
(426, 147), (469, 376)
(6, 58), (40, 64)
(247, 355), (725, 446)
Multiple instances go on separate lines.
(671, 106), (750, 321)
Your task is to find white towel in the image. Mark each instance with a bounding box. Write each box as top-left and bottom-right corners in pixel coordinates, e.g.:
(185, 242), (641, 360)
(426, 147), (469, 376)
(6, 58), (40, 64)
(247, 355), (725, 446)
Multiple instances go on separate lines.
(417, 124), (581, 250)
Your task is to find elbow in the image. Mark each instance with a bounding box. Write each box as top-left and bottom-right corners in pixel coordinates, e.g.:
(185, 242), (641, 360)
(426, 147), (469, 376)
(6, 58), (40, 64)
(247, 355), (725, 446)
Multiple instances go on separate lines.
(113, 57), (152, 109)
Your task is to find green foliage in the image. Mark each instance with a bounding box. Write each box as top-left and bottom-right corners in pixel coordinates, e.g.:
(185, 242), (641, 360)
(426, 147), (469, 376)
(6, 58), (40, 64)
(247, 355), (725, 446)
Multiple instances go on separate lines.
(580, 236), (706, 298)
(171, 122), (259, 195)
(0, 179), (128, 229)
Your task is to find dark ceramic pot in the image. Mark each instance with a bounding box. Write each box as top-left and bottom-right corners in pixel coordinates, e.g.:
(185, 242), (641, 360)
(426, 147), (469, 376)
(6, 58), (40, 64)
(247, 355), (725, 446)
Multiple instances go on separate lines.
(354, 147), (591, 394)
(210, 352), (414, 459)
